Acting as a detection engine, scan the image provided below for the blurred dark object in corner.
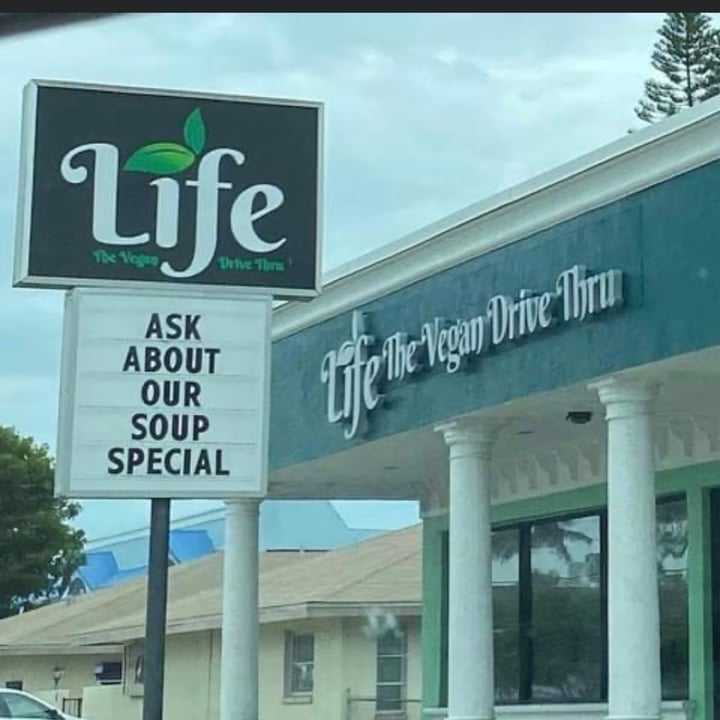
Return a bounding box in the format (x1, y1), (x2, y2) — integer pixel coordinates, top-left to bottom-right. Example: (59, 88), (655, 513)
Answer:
(0, 13), (126, 40)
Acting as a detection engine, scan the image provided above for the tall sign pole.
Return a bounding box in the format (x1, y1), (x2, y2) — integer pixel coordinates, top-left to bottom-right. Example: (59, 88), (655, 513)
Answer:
(144, 497), (171, 720)
(14, 79), (323, 720)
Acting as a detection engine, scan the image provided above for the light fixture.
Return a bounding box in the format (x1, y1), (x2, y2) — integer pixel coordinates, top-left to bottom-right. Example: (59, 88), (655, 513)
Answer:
(566, 411), (593, 425)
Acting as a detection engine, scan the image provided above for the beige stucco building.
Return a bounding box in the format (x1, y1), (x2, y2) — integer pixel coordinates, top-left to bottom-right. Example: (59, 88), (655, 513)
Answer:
(0, 525), (421, 720)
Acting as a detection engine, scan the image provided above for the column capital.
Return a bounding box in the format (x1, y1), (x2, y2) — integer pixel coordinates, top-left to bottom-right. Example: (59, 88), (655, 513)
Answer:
(589, 377), (658, 421)
(435, 417), (498, 459)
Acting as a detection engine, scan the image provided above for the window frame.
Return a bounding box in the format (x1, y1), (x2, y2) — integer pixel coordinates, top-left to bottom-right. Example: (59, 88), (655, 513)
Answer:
(525, 510), (606, 704)
(375, 627), (407, 714)
(656, 493), (690, 702)
(283, 631), (315, 699)
(95, 660), (122, 685)
(439, 492), (688, 706)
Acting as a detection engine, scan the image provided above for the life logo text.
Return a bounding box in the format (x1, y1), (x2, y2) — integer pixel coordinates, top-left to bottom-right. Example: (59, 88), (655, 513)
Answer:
(60, 108), (287, 279)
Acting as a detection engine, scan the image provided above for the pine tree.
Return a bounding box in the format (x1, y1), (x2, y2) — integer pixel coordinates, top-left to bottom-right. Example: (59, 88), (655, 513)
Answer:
(704, 28), (720, 101)
(635, 12), (718, 123)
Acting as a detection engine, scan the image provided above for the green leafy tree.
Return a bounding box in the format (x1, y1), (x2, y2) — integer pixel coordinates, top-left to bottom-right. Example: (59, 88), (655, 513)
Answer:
(635, 12), (719, 123)
(0, 426), (85, 618)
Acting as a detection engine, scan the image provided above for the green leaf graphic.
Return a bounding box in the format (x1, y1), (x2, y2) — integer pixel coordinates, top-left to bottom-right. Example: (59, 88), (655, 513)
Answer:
(124, 142), (196, 175)
(184, 108), (206, 155)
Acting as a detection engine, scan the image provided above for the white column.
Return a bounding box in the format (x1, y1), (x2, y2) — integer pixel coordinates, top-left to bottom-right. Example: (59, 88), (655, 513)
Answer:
(436, 419), (496, 720)
(220, 499), (260, 720)
(592, 378), (661, 720)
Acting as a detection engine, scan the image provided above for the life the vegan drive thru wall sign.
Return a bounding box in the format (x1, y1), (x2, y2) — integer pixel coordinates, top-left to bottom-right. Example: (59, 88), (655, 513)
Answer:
(14, 79), (323, 299)
(321, 265), (624, 440)
(56, 290), (272, 499)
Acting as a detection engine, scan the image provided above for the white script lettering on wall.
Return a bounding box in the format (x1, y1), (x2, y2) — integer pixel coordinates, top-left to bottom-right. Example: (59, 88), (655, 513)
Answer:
(320, 265), (623, 440)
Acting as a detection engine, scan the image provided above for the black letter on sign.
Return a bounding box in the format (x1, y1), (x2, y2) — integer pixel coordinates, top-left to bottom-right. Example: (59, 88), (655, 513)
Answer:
(107, 447), (124, 474)
(185, 315), (201, 340)
(131, 413), (147, 440)
(145, 313), (164, 339)
(122, 346), (140, 372)
(145, 347), (162, 372)
(165, 313), (184, 340)
(164, 449), (182, 475)
(194, 450), (212, 475)
(205, 348), (221, 374)
(147, 448), (164, 475)
(192, 415), (210, 441)
(216, 449), (230, 476)
(184, 382), (201, 407)
(127, 448), (145, 474)
(141, 380), (160, 406)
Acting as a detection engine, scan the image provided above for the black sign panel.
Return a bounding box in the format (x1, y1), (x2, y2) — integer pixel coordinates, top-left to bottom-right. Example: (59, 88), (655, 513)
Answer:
(14, 80), (322, 298)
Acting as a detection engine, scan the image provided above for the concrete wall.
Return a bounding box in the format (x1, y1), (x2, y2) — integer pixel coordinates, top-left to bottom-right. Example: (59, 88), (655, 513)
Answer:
(77, 615), (422, 720)
(343, 616), (422, 720)
(83, 632), (218, 720)
(259, 616), (421, 720)
(82, 684), (141, 720)
(163, 631), (218, 720)
(260, 619), (346, 720)
(0, 652), (121, 699)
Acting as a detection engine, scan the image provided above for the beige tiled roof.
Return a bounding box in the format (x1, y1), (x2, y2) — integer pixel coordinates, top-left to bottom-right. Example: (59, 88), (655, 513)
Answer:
(0, 524), (421, 649)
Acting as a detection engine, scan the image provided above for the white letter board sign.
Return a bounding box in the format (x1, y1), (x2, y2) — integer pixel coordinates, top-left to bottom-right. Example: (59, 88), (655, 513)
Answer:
(56, 289), (271, 499)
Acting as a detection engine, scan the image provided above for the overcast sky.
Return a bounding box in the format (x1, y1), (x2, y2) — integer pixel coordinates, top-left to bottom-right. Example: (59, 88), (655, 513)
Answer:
(0, 12), (702, 539)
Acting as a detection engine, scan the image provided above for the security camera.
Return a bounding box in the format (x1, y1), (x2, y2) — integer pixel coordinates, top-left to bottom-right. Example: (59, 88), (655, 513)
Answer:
(566, 411), (593, 425)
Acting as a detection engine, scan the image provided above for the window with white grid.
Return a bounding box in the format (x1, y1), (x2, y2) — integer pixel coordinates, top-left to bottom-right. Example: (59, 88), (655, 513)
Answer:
(284, 632), (314, 696)
(376, 628), (406, 712)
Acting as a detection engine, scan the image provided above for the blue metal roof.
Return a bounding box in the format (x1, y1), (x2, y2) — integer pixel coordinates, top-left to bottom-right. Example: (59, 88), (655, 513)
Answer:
(76, 550), (118, 589)
(169, 529), (215, 563)
(97, 536), (149, 571)
(74, 500), (384, 592)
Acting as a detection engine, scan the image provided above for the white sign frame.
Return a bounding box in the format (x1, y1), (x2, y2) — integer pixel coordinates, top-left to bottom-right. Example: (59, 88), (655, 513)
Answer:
(56, 287), (272, 499)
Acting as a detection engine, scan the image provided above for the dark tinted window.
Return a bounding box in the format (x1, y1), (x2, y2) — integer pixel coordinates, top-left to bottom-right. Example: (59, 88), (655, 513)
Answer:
(492, 528), (520, 702)
(530, 516), (602, 701)
(657, 497), (688, 700)
(443, 495), (689, 705)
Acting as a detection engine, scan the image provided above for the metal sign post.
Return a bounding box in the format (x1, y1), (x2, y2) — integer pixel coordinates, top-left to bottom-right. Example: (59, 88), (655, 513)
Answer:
(143, 498), (171, 720)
